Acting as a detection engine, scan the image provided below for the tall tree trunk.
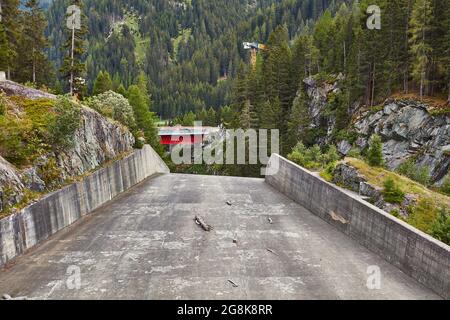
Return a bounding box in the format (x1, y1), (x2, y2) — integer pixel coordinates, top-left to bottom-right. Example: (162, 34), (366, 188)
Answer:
(70, 25), (75, 95)
(404, 0), (412, 93)
(371, 63), (376, 107)
(32, 47), (36, 83)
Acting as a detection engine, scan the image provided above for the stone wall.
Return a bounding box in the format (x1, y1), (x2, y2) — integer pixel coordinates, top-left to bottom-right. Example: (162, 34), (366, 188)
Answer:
(0, 145), (169, 267)
(266, 154), (450, 299)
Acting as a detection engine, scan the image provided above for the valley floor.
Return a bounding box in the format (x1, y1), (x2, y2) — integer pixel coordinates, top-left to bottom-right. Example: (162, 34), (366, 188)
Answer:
(0, 174), (439, 299)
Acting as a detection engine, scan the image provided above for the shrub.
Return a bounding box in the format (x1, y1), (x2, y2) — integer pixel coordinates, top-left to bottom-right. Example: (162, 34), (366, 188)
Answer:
(430, 208), (450, 245)
(390, 209), (401, 218)
(367, 134), (384, 167)
(0, 100), (5, 116)
(383, 177), (405, 204)
(288, 143), (341, 171)
(440, 177), (450, 196)
(347, 148), (361, 159)
(397, 159), (431, 186)
(37, 158), (63, 189)
(320, 161), (337, 182)
(49, 96), (81, 149)
(87, 91), (136, 129)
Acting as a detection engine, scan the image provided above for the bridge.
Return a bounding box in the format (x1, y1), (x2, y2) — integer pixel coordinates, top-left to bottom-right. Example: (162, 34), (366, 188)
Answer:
(0, 147), (448, 299)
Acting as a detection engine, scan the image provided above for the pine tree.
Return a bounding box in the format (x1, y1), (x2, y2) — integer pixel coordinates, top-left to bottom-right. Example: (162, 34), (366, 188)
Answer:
(288, 85), (312, 150)
(93, 71), (113, 95)
(15, 0), (50, 84)
(206, 107), (217, 126)
(60, 0), (88, 95)
(127, 84), (162, 154)
(367, 134), (384, 167)
(409, 0), (433, 99)
(0, 0), (20, 79)
(116, 84), (127, 98)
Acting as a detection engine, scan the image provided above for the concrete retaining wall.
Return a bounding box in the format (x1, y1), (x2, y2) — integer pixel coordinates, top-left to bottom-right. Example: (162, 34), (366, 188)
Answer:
(266, 154), (450, 299)
(0, 145), (169, 267)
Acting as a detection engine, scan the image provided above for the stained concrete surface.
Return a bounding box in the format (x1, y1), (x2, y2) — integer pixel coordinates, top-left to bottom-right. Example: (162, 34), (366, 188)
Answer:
(0, 174), (440, 300)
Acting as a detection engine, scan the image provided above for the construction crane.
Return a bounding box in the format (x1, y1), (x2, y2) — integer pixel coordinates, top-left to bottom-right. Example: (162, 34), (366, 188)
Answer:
(243, 42), (266, 69)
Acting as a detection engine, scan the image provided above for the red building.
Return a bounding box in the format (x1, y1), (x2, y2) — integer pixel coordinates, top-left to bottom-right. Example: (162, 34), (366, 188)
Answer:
(158, 126), (219, 152)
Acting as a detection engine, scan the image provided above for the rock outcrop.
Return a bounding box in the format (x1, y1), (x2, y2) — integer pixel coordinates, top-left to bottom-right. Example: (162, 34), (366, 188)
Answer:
(332, 162), (416, 217)
(0, 82), (135, 213)
(0, 80), (56, 100)
(55, 106), (135, 178)
(0, 156), (25, 212)
(302, 77), (449, 185)
(354, 100), (449, 184)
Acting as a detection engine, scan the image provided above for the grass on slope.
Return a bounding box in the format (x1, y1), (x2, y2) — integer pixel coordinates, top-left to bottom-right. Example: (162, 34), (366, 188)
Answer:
(346, 158), (450, 207)
(345, 157), (449, 238)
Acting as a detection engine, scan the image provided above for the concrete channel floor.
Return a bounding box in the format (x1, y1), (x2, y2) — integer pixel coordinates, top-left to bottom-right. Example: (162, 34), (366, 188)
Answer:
(0, 174), (440, 300)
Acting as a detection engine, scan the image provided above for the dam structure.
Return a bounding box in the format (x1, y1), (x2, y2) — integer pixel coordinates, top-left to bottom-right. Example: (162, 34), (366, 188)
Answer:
(0, 146), (448, 300)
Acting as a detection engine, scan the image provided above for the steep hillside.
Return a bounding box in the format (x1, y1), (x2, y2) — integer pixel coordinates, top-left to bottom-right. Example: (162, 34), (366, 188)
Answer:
(301, 76), (449, 186)
(45, 0), (349, 117)
(0, 81), (134, 216)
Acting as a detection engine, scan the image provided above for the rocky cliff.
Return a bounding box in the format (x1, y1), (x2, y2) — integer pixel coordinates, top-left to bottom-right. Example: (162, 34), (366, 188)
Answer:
(303, 77), (449, 185)
(0, 81), (135, 213)
(354, 100), (449, 185)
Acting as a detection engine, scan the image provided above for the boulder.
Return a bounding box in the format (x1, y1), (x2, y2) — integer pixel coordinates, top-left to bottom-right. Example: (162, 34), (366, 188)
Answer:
(337, 140), (352, 156)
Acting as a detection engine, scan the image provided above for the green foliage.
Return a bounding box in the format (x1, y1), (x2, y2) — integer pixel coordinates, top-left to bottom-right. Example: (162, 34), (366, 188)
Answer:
(347, 148), (362, 159)
(390, 209), (401, 219)
(0, 97), (56, 166)
(49, 96), (81, 149)
(440, 177), (450, 196)
(288, 143), (340, 171)
(87, 90), (136, 129)
(37, 158), (62, 189)
(397, 159), (431, 186)
(367, 134), (384, 167)
(320, 161), (337, 182)
(127, 83), (161, 153)
(383, 178), (405, 204)
(408, 198), (439, 233)
(430, 208), (450, 245)
(93, 71), (113, 95)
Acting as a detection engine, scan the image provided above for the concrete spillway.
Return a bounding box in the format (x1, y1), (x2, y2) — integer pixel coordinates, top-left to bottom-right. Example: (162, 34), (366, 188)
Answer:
(0, 174), (439, 300)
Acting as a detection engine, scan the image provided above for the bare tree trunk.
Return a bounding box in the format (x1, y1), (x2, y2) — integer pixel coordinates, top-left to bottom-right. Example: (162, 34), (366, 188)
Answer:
(70, 25), (75, 95)
(343, 41), (346, 70)
(371, 63), (376, 107)
(32, 48), (36, 83)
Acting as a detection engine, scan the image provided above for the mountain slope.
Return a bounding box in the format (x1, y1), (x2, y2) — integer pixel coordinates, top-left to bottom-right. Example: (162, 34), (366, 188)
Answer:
(46, 0), (348, 118)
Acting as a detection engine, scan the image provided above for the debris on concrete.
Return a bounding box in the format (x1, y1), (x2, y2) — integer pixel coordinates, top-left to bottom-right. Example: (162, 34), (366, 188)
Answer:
(267, 248), (278, 256)
(228, 280), (239, 288)
(226, 201), (232, 206)
(194, 215), (213, 232)
(268, 217), (273, 224)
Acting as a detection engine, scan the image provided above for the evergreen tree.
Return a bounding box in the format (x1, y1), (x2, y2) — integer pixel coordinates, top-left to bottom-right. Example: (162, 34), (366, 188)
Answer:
(409, 0), (433, 99)
(127, 84), (162, 154)
(116, 84), (127, 97)
(60, 0), (88, 95)
(367, 134), (384, 167)
(93, 70), (113, 95)
(0, 0), (20, 78)
(15, 0), (51, 85)
(288, 85), (312, 150)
